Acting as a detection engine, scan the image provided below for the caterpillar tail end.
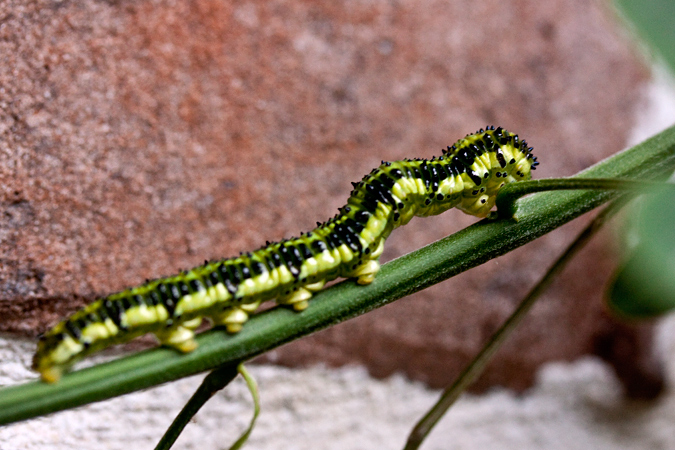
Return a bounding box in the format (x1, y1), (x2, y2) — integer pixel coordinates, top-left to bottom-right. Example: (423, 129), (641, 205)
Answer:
(32, 332), (83, 384)
(32, 347), (71, 383)
(32, 349), (65, 383)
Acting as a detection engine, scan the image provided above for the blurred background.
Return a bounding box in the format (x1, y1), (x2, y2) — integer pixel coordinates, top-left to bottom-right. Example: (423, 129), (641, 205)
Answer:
(1, 0), (674, 448)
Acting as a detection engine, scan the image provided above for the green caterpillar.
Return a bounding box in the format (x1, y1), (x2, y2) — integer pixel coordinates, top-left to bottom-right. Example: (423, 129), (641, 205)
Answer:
(33, 126), (538, 382)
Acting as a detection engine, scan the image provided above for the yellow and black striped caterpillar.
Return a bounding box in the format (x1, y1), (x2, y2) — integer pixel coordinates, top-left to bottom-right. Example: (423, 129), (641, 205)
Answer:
(33, 126), (538, 382)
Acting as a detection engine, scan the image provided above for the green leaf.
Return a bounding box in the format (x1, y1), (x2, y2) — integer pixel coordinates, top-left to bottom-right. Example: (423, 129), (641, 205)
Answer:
(613, 0), (675, 74)
(608, 186), (675, 317)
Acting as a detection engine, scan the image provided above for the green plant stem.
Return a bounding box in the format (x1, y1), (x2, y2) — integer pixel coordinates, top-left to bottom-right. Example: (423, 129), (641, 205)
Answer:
(496, 178), (669, 219)
(154, 363), (259, 450)
(154, 364), (239, 450)
(403, 197), (629, 450)
(0, 124), (674, 425)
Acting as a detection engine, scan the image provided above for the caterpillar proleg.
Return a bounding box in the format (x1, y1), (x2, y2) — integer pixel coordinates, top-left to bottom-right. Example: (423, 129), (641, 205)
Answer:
(33, 126), (538, 382)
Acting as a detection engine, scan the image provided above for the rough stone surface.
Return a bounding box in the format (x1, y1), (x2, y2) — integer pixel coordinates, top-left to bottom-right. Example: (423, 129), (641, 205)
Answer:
(0, 0), (660, 392)
(2, 312), (675, 449)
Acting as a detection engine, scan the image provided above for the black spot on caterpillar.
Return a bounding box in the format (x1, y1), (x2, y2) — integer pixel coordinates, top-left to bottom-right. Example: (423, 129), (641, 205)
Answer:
(33, 126), (538, 382)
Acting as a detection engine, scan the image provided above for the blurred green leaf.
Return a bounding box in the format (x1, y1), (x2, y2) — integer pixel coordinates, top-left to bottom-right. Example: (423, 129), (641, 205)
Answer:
(613, 0), (675, 74)
(608, 186), (675, 317)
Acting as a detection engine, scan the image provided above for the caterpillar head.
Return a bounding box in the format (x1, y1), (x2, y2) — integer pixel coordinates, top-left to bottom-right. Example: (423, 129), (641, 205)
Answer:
(511, 157), (535, 182)
(457, 148), (537, 218)
(458, 191), (495, 218)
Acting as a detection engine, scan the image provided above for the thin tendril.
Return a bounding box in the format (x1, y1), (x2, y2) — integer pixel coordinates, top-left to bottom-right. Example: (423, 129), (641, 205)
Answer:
(154, 364), (239, 450)
(403, 196), (630, 450)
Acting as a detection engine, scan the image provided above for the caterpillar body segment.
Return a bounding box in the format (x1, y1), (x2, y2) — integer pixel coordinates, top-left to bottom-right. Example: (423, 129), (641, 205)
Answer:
(33, 126), (538, 382)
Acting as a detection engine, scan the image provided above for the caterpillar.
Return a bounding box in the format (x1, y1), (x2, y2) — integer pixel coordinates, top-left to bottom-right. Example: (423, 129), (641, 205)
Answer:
(32, 126), (538, 383)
